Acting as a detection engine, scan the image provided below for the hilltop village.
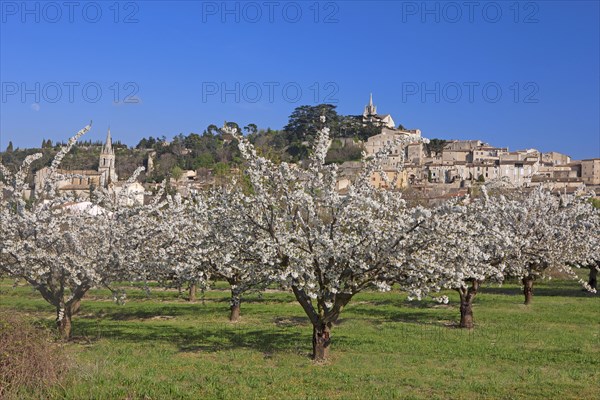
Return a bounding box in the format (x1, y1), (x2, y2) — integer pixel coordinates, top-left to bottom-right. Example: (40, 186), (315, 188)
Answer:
(4, 96), (599, 204)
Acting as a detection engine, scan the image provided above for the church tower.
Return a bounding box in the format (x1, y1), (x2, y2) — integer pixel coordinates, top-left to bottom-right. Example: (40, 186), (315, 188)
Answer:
(99, 128), (118, 186)
(363, 93), (377, 117)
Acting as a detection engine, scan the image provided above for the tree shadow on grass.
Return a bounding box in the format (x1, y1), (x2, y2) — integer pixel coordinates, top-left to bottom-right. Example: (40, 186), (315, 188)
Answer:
(273, 316), (309, 328)
(101, 303), (219, 321)
(345, 304), (456, 327)
(96, 299), (301, 322)
(197, 295), (295, 306)
(534, 286), (597, 297)
(352, 294), (459, 309)
(483, 285), (595, 298)
(72, 317), (310, 356)
(242, 295), (297, 305)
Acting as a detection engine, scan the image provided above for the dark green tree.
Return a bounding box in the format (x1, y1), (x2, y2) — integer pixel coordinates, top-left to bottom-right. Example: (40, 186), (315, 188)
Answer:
(283, 104), (340, 142)
(206, 124), (219, 136)
(426, 139), (448, 156)
(220, 122), (242, 137)
(338, 115), (382, 141)
(244, 123), (258, 135)
(193, 153), (215, 169)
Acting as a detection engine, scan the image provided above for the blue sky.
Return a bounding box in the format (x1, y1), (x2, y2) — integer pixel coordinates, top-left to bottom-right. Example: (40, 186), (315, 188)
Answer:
(1, 0), (599, 159)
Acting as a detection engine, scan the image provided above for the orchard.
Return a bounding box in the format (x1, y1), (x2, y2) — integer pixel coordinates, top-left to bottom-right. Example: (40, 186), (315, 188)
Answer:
(0, 123), (598, 398)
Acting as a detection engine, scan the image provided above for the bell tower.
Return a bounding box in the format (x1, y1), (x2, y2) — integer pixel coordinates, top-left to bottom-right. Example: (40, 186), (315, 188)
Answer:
(363, 93), (377, 117)
(99, 128), (118, 186)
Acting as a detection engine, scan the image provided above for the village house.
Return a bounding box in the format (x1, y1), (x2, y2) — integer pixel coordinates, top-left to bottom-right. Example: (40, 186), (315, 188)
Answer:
(581, 159), (600, 185)
(369, 169), (408, 190)
(542, 152), (571, 165)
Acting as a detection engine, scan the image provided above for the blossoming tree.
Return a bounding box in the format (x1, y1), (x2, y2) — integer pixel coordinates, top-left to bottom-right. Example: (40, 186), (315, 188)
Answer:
(471, 187), (595, 305)
(106, 178), (215, 306)
(0, 124), (145, 338)
(229, 121), (437, 360)
(562, 192), (600, 292)
(200, 185), (275, 321)
(412, 192), (510, 328)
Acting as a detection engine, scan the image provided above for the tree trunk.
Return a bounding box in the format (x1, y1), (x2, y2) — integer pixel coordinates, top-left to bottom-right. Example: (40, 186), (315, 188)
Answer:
(229, 291), (241, 322)
(459, 298), (474, 329)
(588, 264), (598, 291)
(56, 306), (72, 340)
(522, 276), (534, 305)
(457, 280), (479, 329)
(312, 322), (331, 361)
(188, 283), (197, 302)
(291, 285), (352, 361)
(230, 303), (241, 322)
(56, 298), (81, 340)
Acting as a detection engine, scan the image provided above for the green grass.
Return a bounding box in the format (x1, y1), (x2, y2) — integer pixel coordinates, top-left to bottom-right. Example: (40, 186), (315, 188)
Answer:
(0, 278), (598, 399)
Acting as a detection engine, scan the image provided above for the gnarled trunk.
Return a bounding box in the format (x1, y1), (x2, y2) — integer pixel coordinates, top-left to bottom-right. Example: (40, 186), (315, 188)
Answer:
(457, 280), (480, 329)
(56, 299), (79, 340)
(588, 264), (598, 291)
(522, 276), (534, 305)
(26, 276), (88, 341)
(188, 282), (197, 302)
(312, 322), (332, 361)
(230, 292), (241, 322)
(57, 308), (72, 339)
(459, 298), (474, 328)
(227, 277), (243, 322)
(291, 285), (353, 361)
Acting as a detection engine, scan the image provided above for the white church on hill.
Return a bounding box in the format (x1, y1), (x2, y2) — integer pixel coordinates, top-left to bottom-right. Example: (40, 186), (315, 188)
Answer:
(362, 93), (396, 129)
(361, 94), (422, 165)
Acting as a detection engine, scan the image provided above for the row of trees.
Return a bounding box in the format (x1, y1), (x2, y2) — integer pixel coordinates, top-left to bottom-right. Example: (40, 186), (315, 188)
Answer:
(1, 122), (598, 361)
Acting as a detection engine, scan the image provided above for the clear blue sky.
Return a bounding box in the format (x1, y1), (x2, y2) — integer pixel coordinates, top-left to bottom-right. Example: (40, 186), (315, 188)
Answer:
(1, 1), (599, 159)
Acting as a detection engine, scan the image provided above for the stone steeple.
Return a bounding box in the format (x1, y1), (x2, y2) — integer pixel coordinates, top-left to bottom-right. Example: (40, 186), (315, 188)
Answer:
(98, 128), (118, 185)
(104, 128), (113, 153)
(363, 93), (377, 117)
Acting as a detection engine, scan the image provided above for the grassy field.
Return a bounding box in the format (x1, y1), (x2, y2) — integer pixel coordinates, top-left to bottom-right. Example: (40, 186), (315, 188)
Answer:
(0, 278), (598, 400)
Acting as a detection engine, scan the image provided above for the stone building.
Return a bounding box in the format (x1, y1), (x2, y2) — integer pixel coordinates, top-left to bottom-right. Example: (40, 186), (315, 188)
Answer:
(364, 130), (423, 167)
(541, 152), (571, 166)
(34, 129), (143, 203)
(362, 94), (395, 129)
(580, 159), (600, 185)
(98, 128), (118, 186)
(370, 169), (408, 189)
